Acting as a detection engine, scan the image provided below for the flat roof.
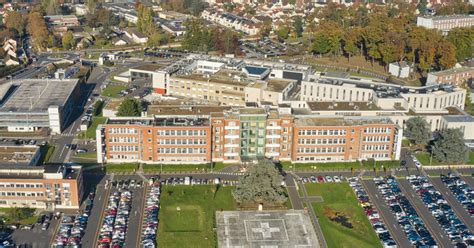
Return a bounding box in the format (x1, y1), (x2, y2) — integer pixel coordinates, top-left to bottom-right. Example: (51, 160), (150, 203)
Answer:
(295, 117), (393, 127)
(266, 79), (293, 92)
(308, 101), (381, 111)
(107, 117), (210, 127)
(131, 64), (164, 72)
(147, 105), (231, 116)
(0, 163), (81, 180)
(0, 145), (39, 165)
(173, 69), (251, 87)
(0, 79), (79, 113)
(442, 115), (474, 123)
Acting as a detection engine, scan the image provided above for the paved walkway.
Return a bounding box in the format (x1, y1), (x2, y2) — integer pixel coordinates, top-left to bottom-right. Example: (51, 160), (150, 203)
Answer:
(285, 173), (327, 248)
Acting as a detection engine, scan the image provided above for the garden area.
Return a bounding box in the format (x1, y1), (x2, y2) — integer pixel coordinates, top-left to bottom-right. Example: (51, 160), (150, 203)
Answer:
(158, 185), (236, 248)
(0, 207), (37, 225)
(415, 152), (474, 166)
(142, 162), (234, 173)
(38, 144), (56, 165)
(281, 160), (400, 171)
(305, 183), (382, 248)
(91, 163), (139, 174)
(101, 84), (128, 98)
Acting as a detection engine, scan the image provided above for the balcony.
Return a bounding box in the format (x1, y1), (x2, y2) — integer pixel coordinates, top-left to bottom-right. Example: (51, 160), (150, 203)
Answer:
(224, 134), (239, 139)
(224, 143), (239, 148)
(266, 126), (281, 130)
(265, 143), (280, 148)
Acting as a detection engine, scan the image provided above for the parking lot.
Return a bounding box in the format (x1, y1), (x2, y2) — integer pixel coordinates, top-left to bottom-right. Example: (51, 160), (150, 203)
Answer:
(9, 216), (59, 248)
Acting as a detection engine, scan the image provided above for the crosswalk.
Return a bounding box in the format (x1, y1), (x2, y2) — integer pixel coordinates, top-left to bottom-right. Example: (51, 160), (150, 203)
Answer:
(59, 133), (76, 137)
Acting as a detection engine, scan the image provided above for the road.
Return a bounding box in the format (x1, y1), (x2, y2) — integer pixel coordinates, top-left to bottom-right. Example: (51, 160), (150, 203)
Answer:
(49, 66), (112, 164)
(10, 217), (60, 248)
(428, 177), (474, 232)
(81, 174), (110, 248)
(121, 175), (147, 248)
(397, 179), (453, 248)
(361, 179), (413, 248)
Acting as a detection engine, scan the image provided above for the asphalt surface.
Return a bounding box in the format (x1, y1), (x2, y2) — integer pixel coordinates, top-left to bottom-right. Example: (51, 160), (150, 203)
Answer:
(81, 174), (110, 248)
(397, 178), (453, 248)
(361, 179), (413, 248)
(10, 216), (59, 248)
(461, 175), (474, 189)
(428, 177), (474, 232)
(120, 175), (147, 248)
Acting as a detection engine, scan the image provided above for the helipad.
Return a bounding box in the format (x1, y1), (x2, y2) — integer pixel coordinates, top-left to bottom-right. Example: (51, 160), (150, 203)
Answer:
(216, 210), (320, 248)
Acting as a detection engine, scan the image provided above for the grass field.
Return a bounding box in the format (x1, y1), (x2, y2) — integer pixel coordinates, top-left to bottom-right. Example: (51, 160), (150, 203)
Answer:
(38, 144), (55, 165)
(158, 185), (236, 248)
(305, 183), (382, 248)
(101, 85), (127, 98)
(103, 163), (139, 173)
(143, 162), (234, 173)
(86, 117), (106, 139)
(281, 160), (400, 171)
(73, 152), (97, 159)
(415, 152), (474, 166)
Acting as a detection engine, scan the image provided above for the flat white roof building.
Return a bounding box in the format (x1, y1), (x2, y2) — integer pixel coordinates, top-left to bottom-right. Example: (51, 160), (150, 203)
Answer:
(0, 79), (80, 134)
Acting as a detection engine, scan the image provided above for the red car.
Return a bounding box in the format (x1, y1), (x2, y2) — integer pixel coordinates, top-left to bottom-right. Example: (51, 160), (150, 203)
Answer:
(317, 176), (324, 183)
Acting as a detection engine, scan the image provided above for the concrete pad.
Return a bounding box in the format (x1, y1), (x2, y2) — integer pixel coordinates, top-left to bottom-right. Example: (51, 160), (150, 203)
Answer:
(216, 210), (320, 248)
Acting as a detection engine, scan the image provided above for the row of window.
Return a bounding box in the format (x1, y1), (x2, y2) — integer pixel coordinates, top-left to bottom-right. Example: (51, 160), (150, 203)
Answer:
(362, 144), (390, 151)
(298, 129), (347, 136)
(364, 128), (392, 134)
(157, 139), (207, 145)
(109, 137), (138, 143)
(110, 154), (138, 160)
(108, 128), (138, 134)
(156, 130), (207, 136)
(0, 183), (43, 188)
(297, 138), (346, 145)
(0, 191), (45, 197)
(157, 148), (207, 154)
(363, 136), (391, 142)
(109, 146), (139, 152)
(297, 147), (345, 154)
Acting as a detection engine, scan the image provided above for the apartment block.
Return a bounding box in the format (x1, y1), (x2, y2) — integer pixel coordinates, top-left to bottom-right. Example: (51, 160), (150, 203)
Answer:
(97, 107), (401, 164)
(0, 145), (83, 210)
(417, 15), (474, 32)
(97, 118), (212, 164)
(292, 118), (401, 163)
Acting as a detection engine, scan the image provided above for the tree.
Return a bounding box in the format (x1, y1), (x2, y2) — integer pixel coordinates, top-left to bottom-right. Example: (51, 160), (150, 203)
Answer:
(61, 31), (75, 50)
(432, 128), (469, 164)
(447, 27), (474, 61)
(147, 32), (166, 48)
(137, 4), (156, 36)
(86, 0), (98, 15)
(27, 12), (50, 51)
(342, 29), (359, 61)
(232, 160), (287, 205)
(436, 41), (457, 70)
(43, 0), (60, 15)
(117, 98), (143, 117)
(404, 117), (432, 145)
(311, 33), (331, 55)
(292, 16), (303, 38)
(4, 11), (26, 36)
(276, 26), (289, 41)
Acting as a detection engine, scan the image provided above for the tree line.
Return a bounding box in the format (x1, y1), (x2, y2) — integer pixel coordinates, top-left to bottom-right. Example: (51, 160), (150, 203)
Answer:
(307, 4), (472, 73)
(182, 19), (240, 54)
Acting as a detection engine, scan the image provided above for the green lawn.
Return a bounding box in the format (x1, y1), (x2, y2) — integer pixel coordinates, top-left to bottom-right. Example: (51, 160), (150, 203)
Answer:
(73, 152), (97, 159)
(86, 117), (106, 139)
(281, 160), (400, 171)
(415, 152), (474, 166)
(102, 163), (139, 173)
(143, 162), (235, 173)
(38, 144), (55, 165)
(101, 85), (127, 98)
(158, 185), (236, 248)
(305, 183), (382, 248)
(0, 208), (38, 225)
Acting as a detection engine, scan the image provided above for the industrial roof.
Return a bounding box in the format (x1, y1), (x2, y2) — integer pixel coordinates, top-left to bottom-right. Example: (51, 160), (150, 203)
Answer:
(0, 79), (79, 113)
